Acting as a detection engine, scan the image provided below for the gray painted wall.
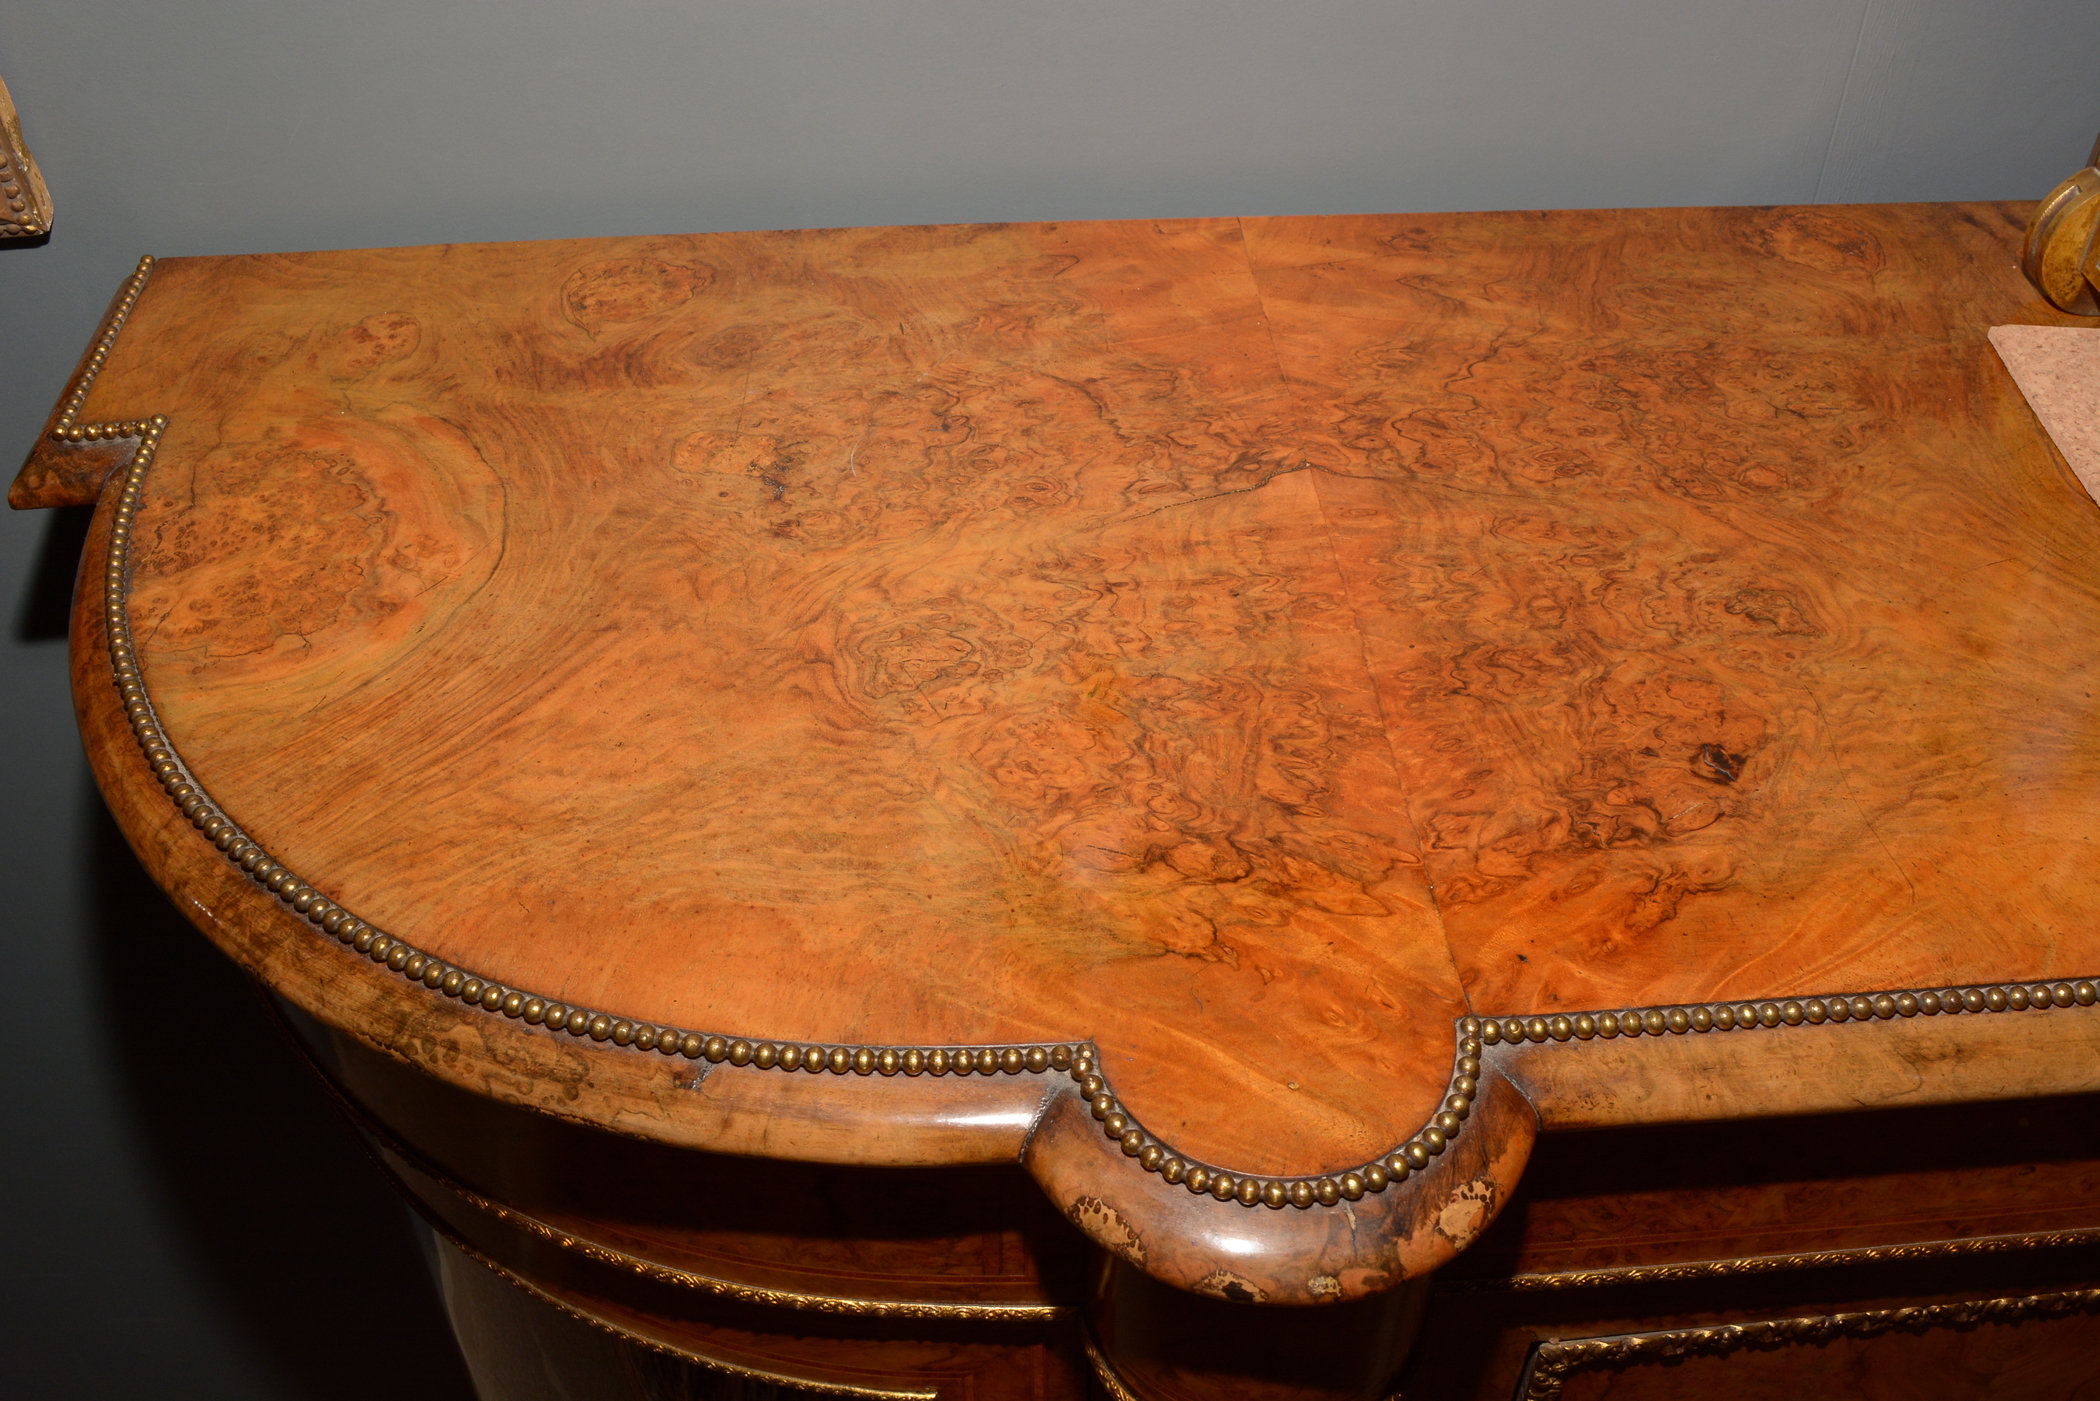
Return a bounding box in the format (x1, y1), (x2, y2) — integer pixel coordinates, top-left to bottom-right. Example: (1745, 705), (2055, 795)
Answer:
(2, 4), (2093, 1395)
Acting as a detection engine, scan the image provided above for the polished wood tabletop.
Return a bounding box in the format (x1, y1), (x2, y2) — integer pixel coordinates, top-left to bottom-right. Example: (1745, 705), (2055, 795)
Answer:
(15, 202), (2100, 1314)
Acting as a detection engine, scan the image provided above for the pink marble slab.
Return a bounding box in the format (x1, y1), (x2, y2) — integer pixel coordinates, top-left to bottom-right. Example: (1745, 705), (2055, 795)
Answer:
(1991, 324), (2100, 503)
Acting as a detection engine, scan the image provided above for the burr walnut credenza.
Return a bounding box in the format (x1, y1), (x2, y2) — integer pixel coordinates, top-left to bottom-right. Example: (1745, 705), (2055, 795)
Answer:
(14, 203), (2100, 1399)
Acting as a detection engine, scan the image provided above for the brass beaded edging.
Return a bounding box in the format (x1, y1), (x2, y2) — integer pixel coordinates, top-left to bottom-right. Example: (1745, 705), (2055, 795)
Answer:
(1060, 1036), (1481, 1212)
(92, 401), (2100, 1213)
(1519, 1286), (2100, 1400)
(1472, 984), (2100, 1048)
(96, 393), (1083, 1080)
(434, 1225), (937, 1401)
(52, 255), (154, 439)
(1055, 973), (2100, 1214)
(84, 261), (1483, 1217)
(1443, 1226), (2100, 1293)
(80, 252), (2100, 1222)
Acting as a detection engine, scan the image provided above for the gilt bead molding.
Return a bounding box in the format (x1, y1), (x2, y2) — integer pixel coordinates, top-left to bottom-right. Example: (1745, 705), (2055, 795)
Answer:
(79, 252), (2100, 1219)
(435, 1226), (938, 1401)
(1444, 1226), (2100, 1293)
(1079, 1329), (1145, 1401)
(294, 1028), (1072, 1324)
(1475, 984), (2100, 1046)
(413, 1153), (1070, 1324)
(1520, 1287), (2100, 1400)
(50, 255), (152, 439)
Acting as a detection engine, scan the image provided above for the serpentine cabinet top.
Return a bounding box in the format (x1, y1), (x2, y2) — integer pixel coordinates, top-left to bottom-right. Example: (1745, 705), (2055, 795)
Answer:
(15, 203), (2100, 1304)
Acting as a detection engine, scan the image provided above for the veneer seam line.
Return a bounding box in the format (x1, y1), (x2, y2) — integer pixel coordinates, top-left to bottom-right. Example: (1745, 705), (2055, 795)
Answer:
(1235, 217), (1469, 986)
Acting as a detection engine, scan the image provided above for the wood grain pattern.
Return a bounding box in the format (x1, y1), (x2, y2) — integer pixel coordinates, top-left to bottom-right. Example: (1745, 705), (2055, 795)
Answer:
(85, 225), (1463, 1179)
(1242, 204), (2100, 1017)
(22, 202), (2100, 1316)
(71, 523), (1495, 1306)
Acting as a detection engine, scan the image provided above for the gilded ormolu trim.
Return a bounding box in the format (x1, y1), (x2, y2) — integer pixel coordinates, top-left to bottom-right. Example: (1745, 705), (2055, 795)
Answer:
(1443, 1226), (2100, 1293)
(292, 1026), (1072, 1323)
(78, 256), (2100, 1220)
(1519, 1286), (2100, 1401)
(429, 1159), (1070, 1323)
(0, 70), (53, 239)
(433, 1225), (937, 1401)
(1079, 1328), (1143, 1401)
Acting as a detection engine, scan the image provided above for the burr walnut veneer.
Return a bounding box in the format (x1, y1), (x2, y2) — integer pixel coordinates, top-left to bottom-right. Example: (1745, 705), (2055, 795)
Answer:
(16, 202), (2100, 1397)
